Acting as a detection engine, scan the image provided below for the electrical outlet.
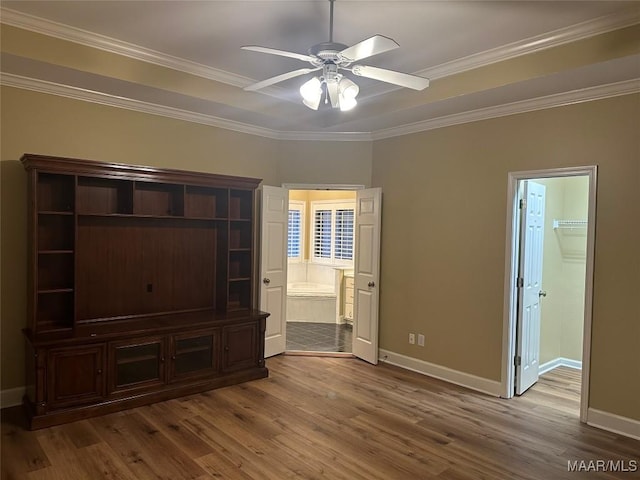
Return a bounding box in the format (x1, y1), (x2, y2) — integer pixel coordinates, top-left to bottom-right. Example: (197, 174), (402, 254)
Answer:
(418, 334), (425, 347)
(408, 333), (415, 344)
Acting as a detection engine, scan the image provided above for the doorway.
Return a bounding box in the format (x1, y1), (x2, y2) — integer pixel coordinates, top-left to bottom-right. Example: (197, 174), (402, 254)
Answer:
(285, 189), (357, 354)
(261, 184), (382, 364)
(501, 167), (597, 423)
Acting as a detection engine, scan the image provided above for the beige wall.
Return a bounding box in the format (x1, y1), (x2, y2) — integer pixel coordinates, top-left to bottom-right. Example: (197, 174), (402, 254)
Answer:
(372, 95), (639, 420)
(2, 85), (638, 423)
(277, 140), (372, 188)
(0, 86), (371, 391)
(537, 177), (587, 365)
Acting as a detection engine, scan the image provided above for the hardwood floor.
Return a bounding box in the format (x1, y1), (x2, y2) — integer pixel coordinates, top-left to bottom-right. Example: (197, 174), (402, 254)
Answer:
(2, 357), (638, 479)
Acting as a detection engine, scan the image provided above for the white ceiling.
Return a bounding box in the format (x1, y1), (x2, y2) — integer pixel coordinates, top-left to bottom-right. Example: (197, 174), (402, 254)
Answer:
(1, 1), (639, 140)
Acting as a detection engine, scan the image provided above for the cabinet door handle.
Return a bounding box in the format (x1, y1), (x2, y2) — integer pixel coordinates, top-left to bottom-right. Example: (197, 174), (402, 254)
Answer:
(160, 357), (165, 363)
(224, 346), (230, 351)
(368, 281), (375, 288)
(171, 355), (176, 360)
(96, 369), (102, 375)
(263, 278), (270, 285)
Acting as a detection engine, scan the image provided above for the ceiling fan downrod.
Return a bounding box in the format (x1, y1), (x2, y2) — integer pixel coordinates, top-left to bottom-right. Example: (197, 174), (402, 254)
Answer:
(329, 0), (334, 43)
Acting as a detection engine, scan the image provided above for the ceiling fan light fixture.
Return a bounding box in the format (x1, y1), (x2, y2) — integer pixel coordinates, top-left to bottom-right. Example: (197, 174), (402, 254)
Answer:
(242, 0), (430, 111)
(338, 77), (359, 100)
(338, 93), (357, 112)
(300, 77), (323, 110)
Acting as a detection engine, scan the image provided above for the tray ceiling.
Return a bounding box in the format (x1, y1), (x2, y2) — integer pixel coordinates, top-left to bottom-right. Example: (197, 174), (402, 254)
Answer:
(1, 1), (639, 140)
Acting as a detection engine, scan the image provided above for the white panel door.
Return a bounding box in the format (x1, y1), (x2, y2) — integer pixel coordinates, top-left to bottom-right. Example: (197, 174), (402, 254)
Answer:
(260, 185), (288, 358)
(352, 188), (382, 364)
(515, 181), (546, 395)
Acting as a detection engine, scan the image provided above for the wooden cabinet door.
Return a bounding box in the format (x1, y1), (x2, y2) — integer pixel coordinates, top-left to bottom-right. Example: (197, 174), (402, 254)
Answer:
(47, 345), (106, 409)
(109, 337), (165, 394)
(222, 322), (258, 373)
(169, 329), (219, 382)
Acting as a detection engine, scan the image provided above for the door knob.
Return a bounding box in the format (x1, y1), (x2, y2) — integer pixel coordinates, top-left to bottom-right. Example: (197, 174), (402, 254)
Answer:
(263, 278), (270, 284)
(539, 290), (547, 297)
(368, 281), (375, 288)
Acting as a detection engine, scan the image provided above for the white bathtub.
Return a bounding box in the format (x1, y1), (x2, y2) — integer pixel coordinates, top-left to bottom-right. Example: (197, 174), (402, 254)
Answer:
(287, 282), (336, 297)
(287, 282), (339, 324)
(286, 263), (344, 324)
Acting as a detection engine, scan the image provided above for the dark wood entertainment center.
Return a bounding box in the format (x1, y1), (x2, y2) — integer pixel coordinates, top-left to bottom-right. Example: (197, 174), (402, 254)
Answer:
(21, 154), (269, 429)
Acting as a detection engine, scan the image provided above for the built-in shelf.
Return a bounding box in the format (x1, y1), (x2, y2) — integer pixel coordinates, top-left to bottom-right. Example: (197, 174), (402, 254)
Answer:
(22, 153), (268, 430)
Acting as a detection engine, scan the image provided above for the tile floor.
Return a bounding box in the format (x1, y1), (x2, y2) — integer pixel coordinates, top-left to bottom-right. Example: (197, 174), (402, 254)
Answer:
(286, 322), (353, 353)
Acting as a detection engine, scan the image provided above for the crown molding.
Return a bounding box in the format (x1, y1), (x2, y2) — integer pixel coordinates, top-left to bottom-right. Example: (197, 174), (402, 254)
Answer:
(0, 72), (371, 141)
(0, 7), (253, 87)
(3, 73), (637, 142)
(278, 130), (372, 142)
(371, 79), (640, 140)
(418, 8), (640, 81)
(0, 73), (284, 139)
(2, 6), (638, 90)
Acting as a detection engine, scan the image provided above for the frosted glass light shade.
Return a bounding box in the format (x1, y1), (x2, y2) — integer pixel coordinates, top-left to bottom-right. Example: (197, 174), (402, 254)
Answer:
(339, 94), (357, 111)
(300, 77), (322, 110)
(339, 78), (359, 99)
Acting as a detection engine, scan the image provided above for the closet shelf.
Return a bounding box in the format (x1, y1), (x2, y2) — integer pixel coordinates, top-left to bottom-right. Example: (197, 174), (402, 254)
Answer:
(553, 220), (587, 230)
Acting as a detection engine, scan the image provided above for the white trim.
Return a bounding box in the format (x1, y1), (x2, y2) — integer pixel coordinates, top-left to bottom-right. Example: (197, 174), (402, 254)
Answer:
(538, 357), (582, 375)
(2, 73), (637, 142)
(282, 184), (365, 191)
(415, 8), (640, 81)
(278, 131), (373, 142)
(501, 166), (597, 426)
(379, 349), (503, 397)
(310, 200), (356, 267)
(587, 408), (640, 441)
(371, 79), (640, 140)
(1, 386), (25, 408)
(0, 73), (283, 140)
(3, 6), (637, 89)
(0, 7), (252, 88)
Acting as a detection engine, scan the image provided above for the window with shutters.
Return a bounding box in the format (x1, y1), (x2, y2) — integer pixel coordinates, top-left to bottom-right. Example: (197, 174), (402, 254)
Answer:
(287, 201), (304, 262)
(335, 209), (354, 260)
(311, 201), (355, 266)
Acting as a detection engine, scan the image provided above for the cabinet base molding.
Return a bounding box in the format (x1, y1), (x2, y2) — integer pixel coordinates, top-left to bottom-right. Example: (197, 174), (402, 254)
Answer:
(24, 367), (268, 430)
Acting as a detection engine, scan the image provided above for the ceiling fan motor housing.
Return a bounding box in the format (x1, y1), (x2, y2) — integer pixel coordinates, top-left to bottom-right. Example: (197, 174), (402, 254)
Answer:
(309, 42), (349, 63)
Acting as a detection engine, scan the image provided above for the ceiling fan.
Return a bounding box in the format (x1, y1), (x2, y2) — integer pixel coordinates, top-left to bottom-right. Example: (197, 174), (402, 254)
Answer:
(241, 0), (430, 111)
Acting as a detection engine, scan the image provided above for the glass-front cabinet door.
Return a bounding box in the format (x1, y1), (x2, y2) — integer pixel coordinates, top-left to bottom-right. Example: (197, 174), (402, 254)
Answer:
(169, 329), (219, 382)
(109, 337), (165, 394)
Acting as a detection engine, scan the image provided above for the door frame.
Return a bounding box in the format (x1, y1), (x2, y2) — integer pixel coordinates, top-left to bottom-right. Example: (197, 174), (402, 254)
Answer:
(279, 183), (366, 355)
(501, 166), (597, 423)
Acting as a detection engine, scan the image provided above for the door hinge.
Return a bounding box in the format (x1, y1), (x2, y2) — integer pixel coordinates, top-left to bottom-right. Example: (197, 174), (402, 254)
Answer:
(514, 355), (521, 366)
(517, 277), (524, 288)
(519, 198), (526, 209)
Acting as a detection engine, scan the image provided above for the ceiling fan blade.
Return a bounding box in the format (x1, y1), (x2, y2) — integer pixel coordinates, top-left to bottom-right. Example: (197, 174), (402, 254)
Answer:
(338, 35), (399, 63)
(352, 65), (430, 91)
(327, 81), (339, 108)
(244, 67), (321, 91)
(241, 45), (316, 63)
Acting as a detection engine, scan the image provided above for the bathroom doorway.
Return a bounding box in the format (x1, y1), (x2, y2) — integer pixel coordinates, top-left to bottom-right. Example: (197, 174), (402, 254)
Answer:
(261, 183), (382, 363)
(285, 189), (357, 354)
